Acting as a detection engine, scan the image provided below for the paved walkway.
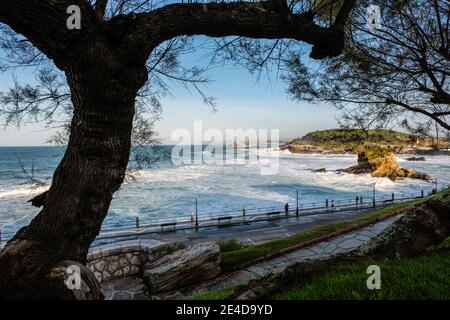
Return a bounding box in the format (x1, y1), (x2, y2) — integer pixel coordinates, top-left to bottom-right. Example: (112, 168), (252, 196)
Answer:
(94, 206), (380, 249)
(151, 215), (402, 299)
(102, 214), (402, 300)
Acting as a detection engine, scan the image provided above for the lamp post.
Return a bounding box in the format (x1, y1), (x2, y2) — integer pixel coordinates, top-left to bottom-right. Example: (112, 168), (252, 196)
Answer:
(372, 183), (376, 207)
(195, 197), (199, 231)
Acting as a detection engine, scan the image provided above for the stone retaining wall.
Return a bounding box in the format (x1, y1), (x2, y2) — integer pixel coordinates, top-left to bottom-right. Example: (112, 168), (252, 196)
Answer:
(87, 239), (165, 283)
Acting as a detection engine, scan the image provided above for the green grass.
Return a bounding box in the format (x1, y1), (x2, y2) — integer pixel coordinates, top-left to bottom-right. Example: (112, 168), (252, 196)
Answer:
(220, 190), (448, 272)
(273, 248), (450, 300)
(218, 239), (247, 252)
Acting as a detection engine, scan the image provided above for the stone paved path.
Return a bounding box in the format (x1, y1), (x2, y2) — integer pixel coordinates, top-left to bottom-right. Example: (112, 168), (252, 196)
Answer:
(149, 214), (402, 299)
(102, 277), (149, 300)
(94, 206), (380, 249)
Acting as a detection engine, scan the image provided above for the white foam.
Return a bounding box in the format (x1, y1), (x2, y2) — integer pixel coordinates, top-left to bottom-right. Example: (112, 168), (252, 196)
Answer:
(0, 184), (49, 199)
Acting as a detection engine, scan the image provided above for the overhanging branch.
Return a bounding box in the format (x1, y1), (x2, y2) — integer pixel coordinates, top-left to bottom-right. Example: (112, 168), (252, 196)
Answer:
(0, 0), (104, 70)
(121, 1), (357, 62)
(386, 99), (450, 131)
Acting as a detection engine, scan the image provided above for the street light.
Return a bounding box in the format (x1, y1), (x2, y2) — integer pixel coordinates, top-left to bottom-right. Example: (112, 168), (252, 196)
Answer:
(195, 197), (199, 230)
(372, 183), (376, 207)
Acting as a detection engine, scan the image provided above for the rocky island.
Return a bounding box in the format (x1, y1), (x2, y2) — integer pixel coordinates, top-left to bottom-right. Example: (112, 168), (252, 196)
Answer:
(281, 128), (449, 155)
(343, 145), (432, 181)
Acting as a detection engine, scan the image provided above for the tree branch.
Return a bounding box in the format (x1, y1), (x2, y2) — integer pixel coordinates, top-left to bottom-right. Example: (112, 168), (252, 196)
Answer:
(122, 1), (356, 62)
(0, 0), (103, 70)
(28, 191), (49, 208)
(94, 0), (109, 20)
(386, 99), (450, 131)
(333, 0), (357, 31)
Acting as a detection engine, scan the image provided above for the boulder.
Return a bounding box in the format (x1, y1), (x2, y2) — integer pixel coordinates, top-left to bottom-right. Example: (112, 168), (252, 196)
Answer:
(344, 145), (432, 181)
(406, 156), (426, 161)
(142, 242), (221, 293)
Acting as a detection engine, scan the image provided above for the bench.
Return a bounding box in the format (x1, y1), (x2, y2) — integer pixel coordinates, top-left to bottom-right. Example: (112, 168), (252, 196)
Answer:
(267, 211), (281, 218)
(217, 216), (233, 227)
(160, 222), (177, 232)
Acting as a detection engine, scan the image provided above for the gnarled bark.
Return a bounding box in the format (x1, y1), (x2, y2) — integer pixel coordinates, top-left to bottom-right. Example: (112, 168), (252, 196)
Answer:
(0, 53), (148, 299)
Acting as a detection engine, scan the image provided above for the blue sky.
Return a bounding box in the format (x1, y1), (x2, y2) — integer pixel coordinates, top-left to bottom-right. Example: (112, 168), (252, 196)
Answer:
(0, 39), (339, 146)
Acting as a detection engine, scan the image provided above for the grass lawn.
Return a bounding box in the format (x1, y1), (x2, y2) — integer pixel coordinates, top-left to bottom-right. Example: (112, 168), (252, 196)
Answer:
(220, 189), (448, 272)
(273, 247), (450, 300)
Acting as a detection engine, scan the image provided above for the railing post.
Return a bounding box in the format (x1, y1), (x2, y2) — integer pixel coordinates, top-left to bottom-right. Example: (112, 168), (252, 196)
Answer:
(195, 198), (199, 231)
(135, 216), (140, 229)
(433, 178), (438, 193)
(373, 184), (376, 207)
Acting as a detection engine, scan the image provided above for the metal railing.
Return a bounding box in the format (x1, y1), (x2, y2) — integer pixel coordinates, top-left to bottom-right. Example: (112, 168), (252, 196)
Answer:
(0, 187), (444, 247)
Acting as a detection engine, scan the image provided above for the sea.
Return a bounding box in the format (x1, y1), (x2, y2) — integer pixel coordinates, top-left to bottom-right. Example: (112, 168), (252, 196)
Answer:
(1, 145), (449, 239)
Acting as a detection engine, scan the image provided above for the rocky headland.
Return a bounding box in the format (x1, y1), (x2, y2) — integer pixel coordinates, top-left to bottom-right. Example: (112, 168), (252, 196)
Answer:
(343, 145), (432, 181)
(281, 128), (450, 155)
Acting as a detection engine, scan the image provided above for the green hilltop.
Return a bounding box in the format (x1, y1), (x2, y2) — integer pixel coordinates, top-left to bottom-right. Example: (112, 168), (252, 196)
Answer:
(283, 129), (428, 154)
(300, 129), (411, 144)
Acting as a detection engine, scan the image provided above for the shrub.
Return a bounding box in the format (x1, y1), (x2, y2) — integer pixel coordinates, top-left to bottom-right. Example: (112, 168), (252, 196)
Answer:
(218, 239), (246, 252)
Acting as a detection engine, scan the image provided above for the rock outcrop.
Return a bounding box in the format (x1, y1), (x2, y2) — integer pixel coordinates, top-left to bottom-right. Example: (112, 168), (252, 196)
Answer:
(357, 191), (450, 257)
(344, 145), (432, 181)
(406, 156), (426, 161)
(143, 242), (221, 294)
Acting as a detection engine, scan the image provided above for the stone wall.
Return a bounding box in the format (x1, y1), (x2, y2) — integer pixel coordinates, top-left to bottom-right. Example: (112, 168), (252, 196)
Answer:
(87, 239), (165, 283)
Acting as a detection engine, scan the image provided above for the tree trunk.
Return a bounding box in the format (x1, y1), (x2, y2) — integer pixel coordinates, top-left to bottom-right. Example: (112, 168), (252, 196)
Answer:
(0, 56), (148, 299)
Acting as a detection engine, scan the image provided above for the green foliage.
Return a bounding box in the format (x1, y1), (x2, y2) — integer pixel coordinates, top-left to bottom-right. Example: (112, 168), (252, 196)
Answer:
(159, 242), (186, 255)
(218, 239), (247, 253)
(273, 250), (450, 300)
(357, 144), (391, 159)
(300, 129), (411, 145)
(427, 237), (450, 252)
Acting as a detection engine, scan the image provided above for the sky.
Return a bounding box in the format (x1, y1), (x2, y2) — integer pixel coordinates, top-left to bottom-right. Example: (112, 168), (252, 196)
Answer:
(0, 38), (339, 146)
